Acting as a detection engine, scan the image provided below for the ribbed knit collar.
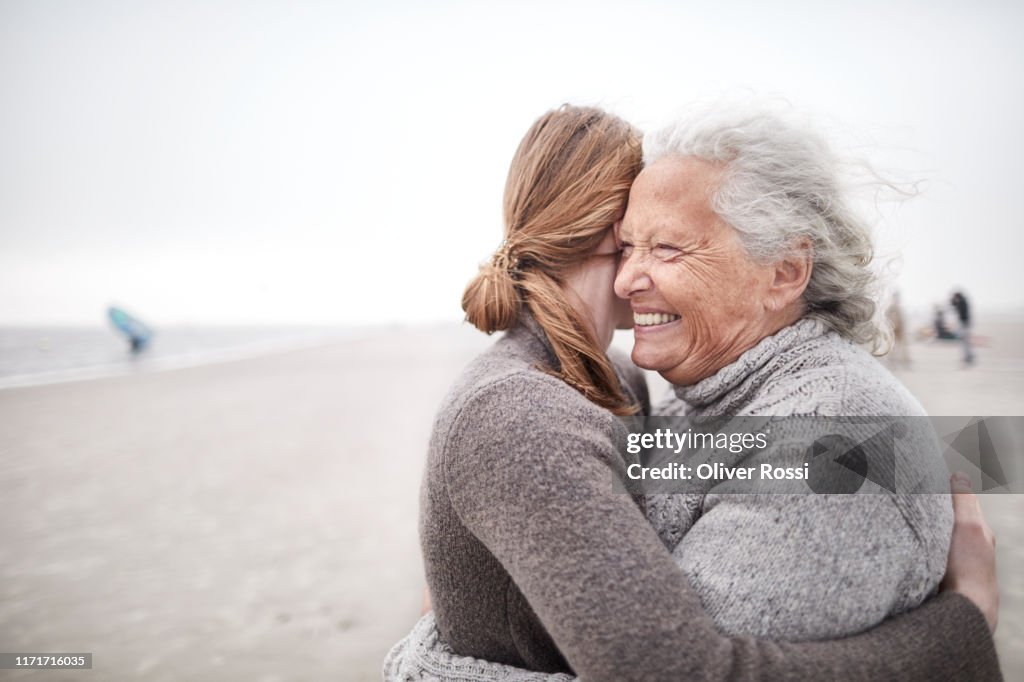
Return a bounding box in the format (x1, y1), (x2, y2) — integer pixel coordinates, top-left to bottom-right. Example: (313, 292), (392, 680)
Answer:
(673, 317), (828, 410)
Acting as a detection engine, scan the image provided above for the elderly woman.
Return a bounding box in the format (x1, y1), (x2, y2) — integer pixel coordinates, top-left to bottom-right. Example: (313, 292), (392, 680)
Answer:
(385, 106), (1001, 680)
(619, 109), (955, 640)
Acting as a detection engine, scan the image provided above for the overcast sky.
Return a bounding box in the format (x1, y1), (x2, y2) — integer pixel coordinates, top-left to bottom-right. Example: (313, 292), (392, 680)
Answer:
(2, 0), (1022, 325)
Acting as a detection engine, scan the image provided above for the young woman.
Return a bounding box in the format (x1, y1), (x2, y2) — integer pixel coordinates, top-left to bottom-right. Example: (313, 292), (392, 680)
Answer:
(385, 105), (1000, 680)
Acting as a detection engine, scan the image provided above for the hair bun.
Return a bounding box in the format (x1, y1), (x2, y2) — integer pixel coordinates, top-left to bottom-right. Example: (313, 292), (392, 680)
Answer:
(461, 259), (521, 333)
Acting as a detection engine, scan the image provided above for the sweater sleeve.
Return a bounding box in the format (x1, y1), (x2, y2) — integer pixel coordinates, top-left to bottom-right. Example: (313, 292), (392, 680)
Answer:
(439, 374), (1002, 681)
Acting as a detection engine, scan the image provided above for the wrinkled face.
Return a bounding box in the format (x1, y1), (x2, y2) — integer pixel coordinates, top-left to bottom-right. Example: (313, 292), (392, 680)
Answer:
(614, 156), (781, 386)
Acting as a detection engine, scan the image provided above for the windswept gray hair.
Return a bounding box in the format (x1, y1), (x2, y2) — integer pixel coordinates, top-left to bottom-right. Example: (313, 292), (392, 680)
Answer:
(644, 106), (887, 351)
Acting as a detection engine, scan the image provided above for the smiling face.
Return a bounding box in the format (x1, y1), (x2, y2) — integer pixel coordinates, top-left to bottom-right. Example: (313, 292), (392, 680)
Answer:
(614, 156), (797, 386)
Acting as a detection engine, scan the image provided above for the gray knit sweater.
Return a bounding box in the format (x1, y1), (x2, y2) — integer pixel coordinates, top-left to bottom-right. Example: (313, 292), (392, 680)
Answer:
(645, 317), (953, 641)
(385, 315), (1001, 681)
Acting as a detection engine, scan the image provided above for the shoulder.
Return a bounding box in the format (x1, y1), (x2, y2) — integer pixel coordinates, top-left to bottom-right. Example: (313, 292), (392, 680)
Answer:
(435, 335), (560, 424)
(433, 358), (633, 516)
(434, 344), (625, 471)
(446, 350), (616, 434)
(827, 337), (926, 416)
(749, 328), (926, 417)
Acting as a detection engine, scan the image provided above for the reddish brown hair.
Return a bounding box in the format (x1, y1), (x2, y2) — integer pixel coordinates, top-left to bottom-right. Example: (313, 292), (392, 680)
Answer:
(462, 105), (642, 415)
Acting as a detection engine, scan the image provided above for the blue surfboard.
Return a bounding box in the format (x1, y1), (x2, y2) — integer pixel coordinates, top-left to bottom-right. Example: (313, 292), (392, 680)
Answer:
(107, 306), (153, 353)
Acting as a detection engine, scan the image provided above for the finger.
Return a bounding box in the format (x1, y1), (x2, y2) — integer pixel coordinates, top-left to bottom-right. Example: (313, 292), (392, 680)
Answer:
(950, 472), (983, 523)
(951, 471), (972, 493)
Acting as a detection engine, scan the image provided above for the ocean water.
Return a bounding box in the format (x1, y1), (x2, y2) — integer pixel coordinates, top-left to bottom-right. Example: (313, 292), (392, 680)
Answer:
(0, 325), (349, 389)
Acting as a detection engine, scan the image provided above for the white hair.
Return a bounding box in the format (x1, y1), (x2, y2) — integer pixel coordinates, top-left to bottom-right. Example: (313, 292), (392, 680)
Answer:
(644, 105), (890, 350)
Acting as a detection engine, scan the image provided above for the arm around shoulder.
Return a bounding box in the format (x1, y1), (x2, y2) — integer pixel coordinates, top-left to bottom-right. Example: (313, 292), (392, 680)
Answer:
(439, 375), (1001, 680)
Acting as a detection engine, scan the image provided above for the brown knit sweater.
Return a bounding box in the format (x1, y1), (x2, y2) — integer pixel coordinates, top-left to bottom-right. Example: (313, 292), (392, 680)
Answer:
(407, 314), (1002, 681)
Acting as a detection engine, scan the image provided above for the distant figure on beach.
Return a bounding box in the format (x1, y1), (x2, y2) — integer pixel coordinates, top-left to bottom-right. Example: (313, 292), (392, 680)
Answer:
(933, 304), (956, 340)
(885, 291), (911, 368)
(951, 291), (975, 365)
(107, 306), (153, 354)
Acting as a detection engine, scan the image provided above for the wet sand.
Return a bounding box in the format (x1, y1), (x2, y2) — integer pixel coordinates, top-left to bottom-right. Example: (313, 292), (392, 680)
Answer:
(0, 318), (1020, 680)
(0, 325), (491, 681)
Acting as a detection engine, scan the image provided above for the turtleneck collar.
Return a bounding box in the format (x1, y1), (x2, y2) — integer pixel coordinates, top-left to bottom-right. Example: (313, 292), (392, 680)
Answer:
(672, 317), (829, 411)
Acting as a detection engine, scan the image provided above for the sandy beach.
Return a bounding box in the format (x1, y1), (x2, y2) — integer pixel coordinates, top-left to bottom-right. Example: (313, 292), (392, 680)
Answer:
(1, 318), (1021, 681)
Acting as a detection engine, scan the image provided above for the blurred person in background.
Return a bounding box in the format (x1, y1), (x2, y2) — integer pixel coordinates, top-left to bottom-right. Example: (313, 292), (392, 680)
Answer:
(952, 290), (976, 366)
(933, 303), (957, 340)
(887, 291), (911, 368)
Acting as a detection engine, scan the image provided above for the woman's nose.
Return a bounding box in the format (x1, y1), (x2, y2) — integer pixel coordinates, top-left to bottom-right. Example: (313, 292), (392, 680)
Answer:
(614, 252), (652, 298)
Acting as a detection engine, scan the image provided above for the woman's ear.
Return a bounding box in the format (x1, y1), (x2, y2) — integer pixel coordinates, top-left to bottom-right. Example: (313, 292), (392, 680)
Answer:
(765, 239), (813, 312)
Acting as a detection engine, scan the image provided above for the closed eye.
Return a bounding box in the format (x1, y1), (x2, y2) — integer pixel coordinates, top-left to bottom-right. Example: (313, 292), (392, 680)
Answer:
(653, 244), (683, 260)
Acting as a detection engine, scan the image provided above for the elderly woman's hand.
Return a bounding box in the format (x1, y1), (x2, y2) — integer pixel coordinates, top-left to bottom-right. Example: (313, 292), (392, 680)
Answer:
(941, 472), (998, 633)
